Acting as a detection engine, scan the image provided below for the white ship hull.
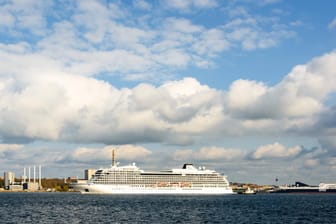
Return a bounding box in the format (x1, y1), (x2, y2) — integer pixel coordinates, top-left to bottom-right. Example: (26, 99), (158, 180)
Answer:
(73, 183), (234, 195)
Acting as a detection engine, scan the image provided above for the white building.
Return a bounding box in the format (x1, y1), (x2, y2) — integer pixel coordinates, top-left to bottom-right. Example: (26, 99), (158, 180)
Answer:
(85, 169), (97, 180)
(4, 172), (15, 190)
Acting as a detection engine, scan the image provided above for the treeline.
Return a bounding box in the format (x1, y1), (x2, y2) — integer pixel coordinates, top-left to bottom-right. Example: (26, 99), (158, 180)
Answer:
(41, 178), (70, 192)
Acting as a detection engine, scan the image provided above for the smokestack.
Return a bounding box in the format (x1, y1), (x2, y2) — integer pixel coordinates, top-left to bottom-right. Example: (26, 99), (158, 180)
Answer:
(33, 165), (36, 183)
(23, 167), (26, 183)
(28, 166), (31, 183)
(39, 165), (42, 190)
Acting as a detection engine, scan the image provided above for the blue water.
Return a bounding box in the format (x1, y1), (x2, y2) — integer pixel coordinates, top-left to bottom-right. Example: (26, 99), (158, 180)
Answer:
(0, 193), (335, 223)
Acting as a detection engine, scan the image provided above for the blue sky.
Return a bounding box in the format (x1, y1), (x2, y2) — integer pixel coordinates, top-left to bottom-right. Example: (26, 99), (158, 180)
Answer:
(0, 0), (336, 185)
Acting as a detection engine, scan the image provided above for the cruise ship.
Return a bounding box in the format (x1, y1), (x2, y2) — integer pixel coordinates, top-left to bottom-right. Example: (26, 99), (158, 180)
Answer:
(71, 151), (234, 194)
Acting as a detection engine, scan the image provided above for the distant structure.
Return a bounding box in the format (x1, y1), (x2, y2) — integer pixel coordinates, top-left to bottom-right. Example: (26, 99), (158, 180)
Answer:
(4, 171), (15, 190)
(85, 169), (97, 180)
(3, 165), (42, 191)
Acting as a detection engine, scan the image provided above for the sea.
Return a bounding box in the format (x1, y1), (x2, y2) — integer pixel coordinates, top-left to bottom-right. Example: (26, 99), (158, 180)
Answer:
(0, 193), (335, 223)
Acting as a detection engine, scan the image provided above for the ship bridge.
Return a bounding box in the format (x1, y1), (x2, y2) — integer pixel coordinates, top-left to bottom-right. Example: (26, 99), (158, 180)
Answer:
(171, 163), (217, 175)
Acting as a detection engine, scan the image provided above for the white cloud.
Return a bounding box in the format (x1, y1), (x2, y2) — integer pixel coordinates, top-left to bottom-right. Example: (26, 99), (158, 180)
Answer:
(0, 7), (15, 27)
(0, 46), (336, 144)
(174, 149), (193, 161)
(0, 0), (335, 145)
(164, 0), (190, 10)
(0, 0), (299, 85)
(193, 0), (218, 8)
(133, 0), (152, 10)
(226, 79), (267, 111)
(224, 15), (295, 51)
(72, 145), (152, 162)
(0, 144), (24, 158)
(0, 57), (225, 144)
(174, 147), (246, 161)
(193, 29), (230, 56)
(154, 49), (191, 67)
(0, 1), (335, 185)
(225, 51), (336, 124)
(164, 18), (203, 33)
(32, 6), (225, 80)
(328, 18), (336, 30)
(198, 147), (246, 160)
(0, 0), (297, 82)
(164, 0), (218, 11)
(252, 142), (302, 159)
(304, 159), (319, 167)
(0, 144), (23, 152)
(73, 1), (126, 43)
(0, 0), (50, 35)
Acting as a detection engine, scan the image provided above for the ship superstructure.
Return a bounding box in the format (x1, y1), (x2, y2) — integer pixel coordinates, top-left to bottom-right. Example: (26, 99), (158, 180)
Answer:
(319, 183), (336, 192)
(72, 150), (234, 194)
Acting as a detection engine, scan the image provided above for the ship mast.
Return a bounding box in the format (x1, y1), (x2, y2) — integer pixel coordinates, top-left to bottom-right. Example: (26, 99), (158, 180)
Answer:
(112, 149), (116, 167)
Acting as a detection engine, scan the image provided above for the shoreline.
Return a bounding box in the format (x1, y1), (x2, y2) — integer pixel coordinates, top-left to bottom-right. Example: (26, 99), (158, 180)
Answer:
(0, 188), (76, 193)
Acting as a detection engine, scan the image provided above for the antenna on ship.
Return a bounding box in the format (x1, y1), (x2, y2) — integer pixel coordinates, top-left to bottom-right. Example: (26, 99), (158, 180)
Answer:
(112, 148), (116, 167)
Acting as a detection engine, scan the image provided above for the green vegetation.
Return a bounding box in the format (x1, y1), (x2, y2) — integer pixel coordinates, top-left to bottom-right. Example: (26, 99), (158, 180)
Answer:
(41, 178), (70, 192)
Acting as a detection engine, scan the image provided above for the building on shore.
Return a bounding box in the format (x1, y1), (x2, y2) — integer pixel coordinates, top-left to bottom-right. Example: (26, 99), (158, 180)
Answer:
(4, 171), (15, 190)
(85, 169), (97, 180)
(3, 165), (43, 191)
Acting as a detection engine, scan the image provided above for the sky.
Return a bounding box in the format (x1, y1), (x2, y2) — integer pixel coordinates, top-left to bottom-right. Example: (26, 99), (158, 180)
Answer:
(0, 0), (336, 185)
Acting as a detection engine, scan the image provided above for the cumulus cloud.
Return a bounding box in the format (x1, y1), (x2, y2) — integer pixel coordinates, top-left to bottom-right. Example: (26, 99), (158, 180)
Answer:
(226, 79), (267, 113)
(252, 142), (302, 159)
(0, 1), (335, 147)
(225, 51), (336, 124)
(0, 59), (224, 144)
(0, 47), (336, 144)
